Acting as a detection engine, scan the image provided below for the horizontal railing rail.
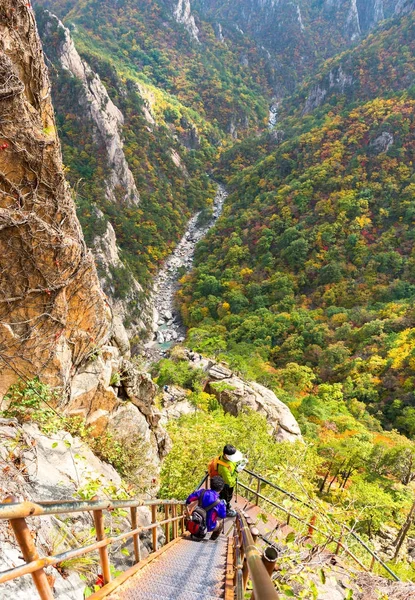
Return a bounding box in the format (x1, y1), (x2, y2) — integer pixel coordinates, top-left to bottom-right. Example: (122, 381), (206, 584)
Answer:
(244, 469), (313, 509)
(237, 470), (399, 582)
(0, 496), (184, 520)
(0, 494), (186, 599)
(196, 471), (209, 490)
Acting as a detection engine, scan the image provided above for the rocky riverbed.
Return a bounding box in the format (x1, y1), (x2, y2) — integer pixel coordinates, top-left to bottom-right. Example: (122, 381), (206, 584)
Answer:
(147, 184), (227, 352)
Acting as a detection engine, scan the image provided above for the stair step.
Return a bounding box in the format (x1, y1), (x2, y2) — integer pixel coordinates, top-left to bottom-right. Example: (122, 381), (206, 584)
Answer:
(108, 536), (228, 600)
(141, 569), (225, 584)
(121, 578), (224, 597)
(111, 582), (224, 600)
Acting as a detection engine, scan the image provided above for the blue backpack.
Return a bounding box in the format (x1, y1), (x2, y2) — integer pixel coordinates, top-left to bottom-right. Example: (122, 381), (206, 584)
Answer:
(186, 490), (220, 539)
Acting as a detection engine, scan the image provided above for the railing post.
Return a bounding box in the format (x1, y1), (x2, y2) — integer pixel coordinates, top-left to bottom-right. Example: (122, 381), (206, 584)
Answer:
(370, 555), (376, 572)
(130, 507), (141, 564)
(4, 496), (55, 600)
(262, 546), (278, 575)
(179, 504), (185, 534)
(171, 505), (177, 539)
(250, 546), (279, 600)
(151, 505), (158, 552)
(92, 499), (111, 585)
(164, 505), (171, 543)
(255, 479), (261, 506)
(335, 528), (344, 555)
(251, 527), (260, 544)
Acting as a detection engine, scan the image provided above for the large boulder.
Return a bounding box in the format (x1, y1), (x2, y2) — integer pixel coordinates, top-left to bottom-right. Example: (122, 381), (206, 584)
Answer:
(160, 386), (197, 426)
(66, 354), (170, 475)
(122, 360), (158, 415)
(106, 403), (163, 489)
(204, 362), (302, 442)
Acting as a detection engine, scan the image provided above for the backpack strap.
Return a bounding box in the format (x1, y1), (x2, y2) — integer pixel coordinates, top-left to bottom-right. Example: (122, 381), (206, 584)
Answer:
(205, 499), (220, 512)
(198, 489), (207, 506)
(217, 457), (232, 471)
(199, 490), (220, 512)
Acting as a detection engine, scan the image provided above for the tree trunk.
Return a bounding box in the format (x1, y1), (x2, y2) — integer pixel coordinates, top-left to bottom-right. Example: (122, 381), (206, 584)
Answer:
(393, 499), (415, 560)
(319, 465), (332, 493)
(327, 460), (346, 493)
(341, 466), (354, 489)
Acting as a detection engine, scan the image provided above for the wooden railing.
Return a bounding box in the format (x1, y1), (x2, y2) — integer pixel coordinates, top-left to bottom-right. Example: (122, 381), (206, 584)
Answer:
(0, 495), (186, 599)
(233, 511), (279, 600)
(238, 469), (399, 581)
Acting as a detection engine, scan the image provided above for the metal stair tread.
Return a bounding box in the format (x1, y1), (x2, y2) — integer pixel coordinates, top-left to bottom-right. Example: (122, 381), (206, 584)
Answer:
(110, 589), (224, 600)
(136, 570), (225, 587)
(115, 579), (224, 597)
(109, 538), (228, 600)
(130, 570), (225, 590)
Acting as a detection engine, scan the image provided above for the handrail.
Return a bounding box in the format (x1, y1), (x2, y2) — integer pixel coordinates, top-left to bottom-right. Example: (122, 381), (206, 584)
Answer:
(0, 496), (184, 520)
(238, 470), (400, 582)
(196, 471), (209, 490)
(0, 514), (184, 584)
(235, 511), (279, 599)
(0, 494), (186, 599)
(244, 469), (313, 509)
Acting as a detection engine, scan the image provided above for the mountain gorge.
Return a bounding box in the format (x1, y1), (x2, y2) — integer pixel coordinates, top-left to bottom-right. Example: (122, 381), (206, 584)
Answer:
(32, 0), (415, 338)
(2, 0), (415, 594)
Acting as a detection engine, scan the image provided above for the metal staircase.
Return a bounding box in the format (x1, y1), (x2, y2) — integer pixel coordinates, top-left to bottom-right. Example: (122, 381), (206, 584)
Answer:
(0, 486), (278, 600)
(0, 468), (400, 599)
(107, 536), (228, 600)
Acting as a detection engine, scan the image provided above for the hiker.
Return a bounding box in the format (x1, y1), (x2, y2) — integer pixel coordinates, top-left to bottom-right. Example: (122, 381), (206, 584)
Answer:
(208, 445), (247, 517)
(185, 476), (227, 541)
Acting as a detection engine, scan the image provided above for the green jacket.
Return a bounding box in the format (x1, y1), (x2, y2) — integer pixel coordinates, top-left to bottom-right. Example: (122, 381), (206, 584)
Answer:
(217, 455), (237, 487)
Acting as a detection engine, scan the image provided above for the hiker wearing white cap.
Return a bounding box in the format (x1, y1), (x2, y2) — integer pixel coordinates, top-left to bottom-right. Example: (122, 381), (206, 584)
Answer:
(217, 444), (247, 517)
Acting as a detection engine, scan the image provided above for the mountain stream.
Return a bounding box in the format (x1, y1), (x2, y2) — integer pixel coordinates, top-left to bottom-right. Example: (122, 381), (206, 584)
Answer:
(146, 184), (227, 353)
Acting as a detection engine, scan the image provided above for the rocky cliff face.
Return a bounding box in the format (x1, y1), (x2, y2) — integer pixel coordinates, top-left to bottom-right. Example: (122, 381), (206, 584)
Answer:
(0, 0), (167, 485)
(92, 212), (153, 335)
(0, 0), (110, 396)
(38, 11), (154, 336)
(173, 0), (200, 41)
(43, 12), (140, 207)
(302, 65), (354, 114)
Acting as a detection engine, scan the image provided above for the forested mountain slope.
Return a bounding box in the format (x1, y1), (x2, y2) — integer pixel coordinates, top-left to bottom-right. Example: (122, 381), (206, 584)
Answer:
(33, 0), (275, 332)
(195, 0), (415, 94)
(32, 0), (412, 335)
(288, 9), (415, 117)
(179, 9), (415, 440)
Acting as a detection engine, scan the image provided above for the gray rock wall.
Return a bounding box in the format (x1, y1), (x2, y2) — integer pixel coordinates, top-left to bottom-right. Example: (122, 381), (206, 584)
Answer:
(0, 419), (162, 599)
